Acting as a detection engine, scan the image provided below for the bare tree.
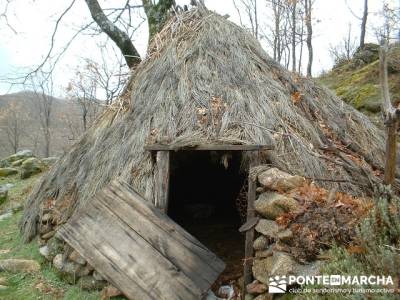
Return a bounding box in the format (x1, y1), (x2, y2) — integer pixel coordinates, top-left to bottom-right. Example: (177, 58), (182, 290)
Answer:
(329, 23), (357, 65)
(84, 0), (141, 69)
(0, 102), (26, 154)
(303, 0), (313, 77)
(345, 0), (368, 49)
(233, 0), (260, 39)
(83, 44), (127, 105)
(66, 65), (103, 132)
(290, 0), (297, 72)
(360, 0), (368, 49)
(30, 73), (55, 157)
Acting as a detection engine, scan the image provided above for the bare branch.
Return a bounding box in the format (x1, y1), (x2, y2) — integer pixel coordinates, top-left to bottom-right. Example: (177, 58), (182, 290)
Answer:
(85, 0), (141, 69)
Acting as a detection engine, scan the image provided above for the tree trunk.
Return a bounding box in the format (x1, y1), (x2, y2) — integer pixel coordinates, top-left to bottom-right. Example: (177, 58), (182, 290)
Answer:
(85, 0), (141, 69)
(298, 15), (304, 73)
(304, 0), (313, 77)
(360, 0), (368, 49)
(291, 0), (297, 72)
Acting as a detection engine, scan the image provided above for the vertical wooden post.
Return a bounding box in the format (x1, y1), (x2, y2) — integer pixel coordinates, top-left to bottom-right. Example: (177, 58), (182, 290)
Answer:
(380, 43), (400, 185)
(154, 151), (170, 213)
(242, 151), (259, 297)
(384, 120), (398, 185)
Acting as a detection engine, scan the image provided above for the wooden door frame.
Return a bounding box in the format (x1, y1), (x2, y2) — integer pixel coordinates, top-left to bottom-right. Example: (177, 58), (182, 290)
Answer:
(146, 144), (263, 293)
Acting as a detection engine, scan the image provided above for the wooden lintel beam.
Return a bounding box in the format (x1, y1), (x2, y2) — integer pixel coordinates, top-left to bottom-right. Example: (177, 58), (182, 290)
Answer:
(144, 144), (273, 151)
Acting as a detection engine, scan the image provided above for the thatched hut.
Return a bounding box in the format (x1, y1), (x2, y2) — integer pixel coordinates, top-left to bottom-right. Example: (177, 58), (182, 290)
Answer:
(20, 8), (390, 292)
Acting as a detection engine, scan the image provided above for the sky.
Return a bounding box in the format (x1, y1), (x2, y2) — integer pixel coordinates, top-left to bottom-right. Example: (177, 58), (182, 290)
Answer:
(0, 0), (394, 96)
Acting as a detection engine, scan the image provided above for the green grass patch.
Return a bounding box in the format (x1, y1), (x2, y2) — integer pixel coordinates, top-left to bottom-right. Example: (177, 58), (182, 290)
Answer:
(0, 174), (101, 299)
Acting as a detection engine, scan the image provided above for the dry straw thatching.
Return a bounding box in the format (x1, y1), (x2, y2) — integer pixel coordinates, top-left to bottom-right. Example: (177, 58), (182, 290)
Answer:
(21, 8), (391, 242)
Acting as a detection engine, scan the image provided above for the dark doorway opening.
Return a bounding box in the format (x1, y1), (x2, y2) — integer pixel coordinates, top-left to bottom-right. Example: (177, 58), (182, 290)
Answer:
(168, 150), (247, 283)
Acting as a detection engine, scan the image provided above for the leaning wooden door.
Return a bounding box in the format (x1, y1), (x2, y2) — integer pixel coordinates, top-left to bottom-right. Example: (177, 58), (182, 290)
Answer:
(57, 180), (225, 300)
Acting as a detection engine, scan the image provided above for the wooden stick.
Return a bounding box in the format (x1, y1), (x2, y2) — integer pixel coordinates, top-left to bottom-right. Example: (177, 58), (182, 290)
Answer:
(379, 43), (400, 185)
(242, 152), (260, 298)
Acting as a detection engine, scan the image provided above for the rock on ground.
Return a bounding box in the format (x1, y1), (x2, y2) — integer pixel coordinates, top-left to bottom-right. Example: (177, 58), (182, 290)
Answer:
(0, 186), (8, 205)
(253, 236), (268, 251)
(78, 275), (107, 290)
(252, 252), (298, 284)
(254, 192), (300, 220)
(0, 168), (18, 177)
(246, 280), (267, 295)
(101, 285), (123, 300)
(69, 250), (86, 265)
(258, 168), (305, 192)
(0, 259), (40, 273)
(20, 157), (44, 179)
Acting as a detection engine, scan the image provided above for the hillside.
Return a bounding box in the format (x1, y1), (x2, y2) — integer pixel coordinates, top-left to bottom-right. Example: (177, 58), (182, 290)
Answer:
(319, 43), (400, 122)
(0, 91), (86, 158)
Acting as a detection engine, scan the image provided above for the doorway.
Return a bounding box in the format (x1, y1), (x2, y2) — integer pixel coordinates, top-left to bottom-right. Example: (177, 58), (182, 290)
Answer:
(168, 150), (247, 283)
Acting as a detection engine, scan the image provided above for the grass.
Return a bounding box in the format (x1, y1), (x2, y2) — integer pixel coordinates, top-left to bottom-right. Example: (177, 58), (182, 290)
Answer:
(319, 47), (400, 119)
(0, 172), (101, 300)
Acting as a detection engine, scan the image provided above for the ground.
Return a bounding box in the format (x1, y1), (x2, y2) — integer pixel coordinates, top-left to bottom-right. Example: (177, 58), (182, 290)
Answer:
(319, 44), (400, 124)
(0, 173), (101, 300)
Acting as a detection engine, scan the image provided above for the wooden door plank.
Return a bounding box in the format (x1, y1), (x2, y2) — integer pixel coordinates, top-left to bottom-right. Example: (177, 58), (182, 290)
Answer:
(61, 203), (202, 300)
(57, 180), (226, 300)
(106, 181), (225, 272)
(84, 203), (202, 299)
(154, 151), (170, 212)
(95, 192), (219, 288)
(58, 224), (152, 300)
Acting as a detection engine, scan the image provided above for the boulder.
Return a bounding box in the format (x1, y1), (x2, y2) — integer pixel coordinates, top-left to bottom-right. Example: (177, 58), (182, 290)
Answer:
(0, 285), (7, 290)
(277, 228), (293, 244)
(258, 168), (305, 192)
(101, 285), (123, 300)
(353, 43), (379, 65)
(53, 254), (91, 282)
(41, 230), (55, 240)
(255, 249), (273, 258)
(78, 275), (107, 290)
(255, 219), (280, 238)
(245, 294), (255, 300)
(0, 277), (7, 285)
(8, 150), (33, 162)
(254, 192), (300, 220)
(0, 159), (9, 168)
(0, 259), (40, 273)
(254, 293), (273, 300)
(246, 280), (267, 295)
(93, 270), (105, 281)
(253, 236), (268, 251)
(0, 186), (8, 205)
(387, 46), (400, 73)
(20, 158), (44, 179)
(69, 250), (86, 265)
(0, 168), (18, 177)
(39, 246), (50, 260)
(0, 212), (12, 221)
(11, 159), (24, 167)
(47, 237), (64, 260)
(252, 252), (298, 284)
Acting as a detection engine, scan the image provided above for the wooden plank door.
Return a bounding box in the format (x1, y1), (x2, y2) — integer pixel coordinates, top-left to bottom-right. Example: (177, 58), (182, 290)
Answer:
(57, 180), (225, 300)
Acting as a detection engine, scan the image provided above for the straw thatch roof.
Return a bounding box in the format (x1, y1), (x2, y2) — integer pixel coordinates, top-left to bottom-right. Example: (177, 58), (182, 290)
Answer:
(21, 8), (390, 242)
